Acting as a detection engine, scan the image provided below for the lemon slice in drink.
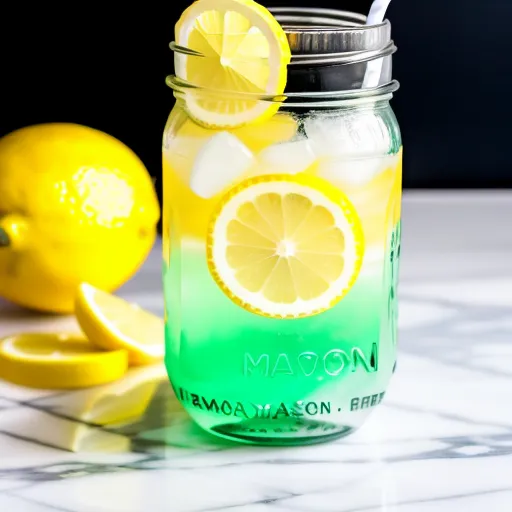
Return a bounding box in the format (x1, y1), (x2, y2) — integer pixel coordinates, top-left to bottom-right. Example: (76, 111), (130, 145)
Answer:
(0, 333), (128, 389)
(75, 284), (164, 366)
(207, 174), (365, 318)
(174, 0), (291, 128)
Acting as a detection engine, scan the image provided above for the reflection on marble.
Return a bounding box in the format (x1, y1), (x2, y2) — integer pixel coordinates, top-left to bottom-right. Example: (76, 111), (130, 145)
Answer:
(0, 193), (512, 511)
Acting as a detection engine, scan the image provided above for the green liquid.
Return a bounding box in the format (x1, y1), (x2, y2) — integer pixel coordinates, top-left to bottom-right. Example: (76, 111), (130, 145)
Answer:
(163, 222), (400, 445)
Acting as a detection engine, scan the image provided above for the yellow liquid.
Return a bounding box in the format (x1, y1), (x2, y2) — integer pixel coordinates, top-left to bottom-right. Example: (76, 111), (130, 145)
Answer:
(163, 109), (401, 247)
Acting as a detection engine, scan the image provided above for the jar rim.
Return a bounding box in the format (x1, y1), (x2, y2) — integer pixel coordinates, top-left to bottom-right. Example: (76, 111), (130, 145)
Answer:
(170, 7), (395, 66)
(168, 7), (399, 102)
(270, 7), (393, 64)
(166, 74), (400, 107)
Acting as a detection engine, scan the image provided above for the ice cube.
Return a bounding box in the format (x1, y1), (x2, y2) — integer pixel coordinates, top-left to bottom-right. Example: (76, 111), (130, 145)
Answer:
(257, 139), (316, 175)
(164, 136), (205, 180)
(305, 112), (391, 158)
(318, 156), (387, 187)
(190, 132), (254, 199)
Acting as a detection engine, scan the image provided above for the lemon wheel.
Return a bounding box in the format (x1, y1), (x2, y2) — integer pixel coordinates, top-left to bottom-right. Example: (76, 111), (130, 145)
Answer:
(207, 174), (365, 318)
(0, 333), (128, 389)
(174, 0), (291, 128)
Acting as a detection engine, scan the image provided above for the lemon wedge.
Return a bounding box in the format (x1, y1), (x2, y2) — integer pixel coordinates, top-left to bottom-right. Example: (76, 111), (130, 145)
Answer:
(174, 0), (291, 128)
(0, 333), (128, 389)
(207, 174), (365, 318)
(75, 283), (164, 366)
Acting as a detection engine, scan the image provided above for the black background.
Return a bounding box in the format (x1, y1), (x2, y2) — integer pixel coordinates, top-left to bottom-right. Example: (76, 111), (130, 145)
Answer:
(2, 0), (512, 205)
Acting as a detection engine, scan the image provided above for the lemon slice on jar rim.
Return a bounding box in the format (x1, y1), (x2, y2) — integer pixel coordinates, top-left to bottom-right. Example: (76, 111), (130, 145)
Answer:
(174, 0), (291, 128)
(0, 333), (128, 389)
(207, 174), (365, 318)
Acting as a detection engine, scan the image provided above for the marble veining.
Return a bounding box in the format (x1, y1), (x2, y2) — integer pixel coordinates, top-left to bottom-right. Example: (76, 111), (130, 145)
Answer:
(0, 192), (511, 511)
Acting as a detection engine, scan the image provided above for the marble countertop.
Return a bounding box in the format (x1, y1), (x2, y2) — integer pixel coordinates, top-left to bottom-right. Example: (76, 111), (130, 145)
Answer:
(1, 191), (511, 512)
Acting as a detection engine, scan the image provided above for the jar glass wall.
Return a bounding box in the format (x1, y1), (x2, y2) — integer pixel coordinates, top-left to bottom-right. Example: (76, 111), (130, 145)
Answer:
(163, 7), (402, 445)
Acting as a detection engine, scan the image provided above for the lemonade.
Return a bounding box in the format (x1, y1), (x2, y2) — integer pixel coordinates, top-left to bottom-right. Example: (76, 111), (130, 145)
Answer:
(163, 1), (402, 444)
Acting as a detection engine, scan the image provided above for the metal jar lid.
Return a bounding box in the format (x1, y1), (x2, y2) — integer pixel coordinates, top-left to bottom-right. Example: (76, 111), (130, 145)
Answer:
(268, 7), (397, 93)
(168, 7), (399, 96)
(270, 7), (395, 66)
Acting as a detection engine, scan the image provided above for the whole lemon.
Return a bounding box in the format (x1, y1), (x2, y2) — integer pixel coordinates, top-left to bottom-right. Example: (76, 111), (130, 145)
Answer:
(0, 123), (160, 313)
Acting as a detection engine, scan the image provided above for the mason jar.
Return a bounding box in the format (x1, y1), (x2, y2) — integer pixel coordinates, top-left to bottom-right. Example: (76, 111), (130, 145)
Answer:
(163, 7), (402, 445)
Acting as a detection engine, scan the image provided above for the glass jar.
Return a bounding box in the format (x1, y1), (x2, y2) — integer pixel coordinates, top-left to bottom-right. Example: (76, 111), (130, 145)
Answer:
(163, 7), (402, 445)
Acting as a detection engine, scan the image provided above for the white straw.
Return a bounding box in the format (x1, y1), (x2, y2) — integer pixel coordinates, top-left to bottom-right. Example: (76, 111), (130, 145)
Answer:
(366, 0), (392, 26)
(362, 0), (392, 88)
